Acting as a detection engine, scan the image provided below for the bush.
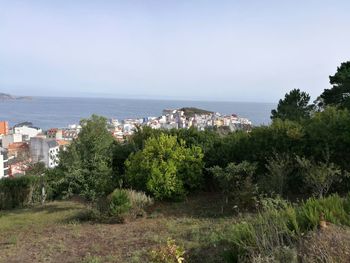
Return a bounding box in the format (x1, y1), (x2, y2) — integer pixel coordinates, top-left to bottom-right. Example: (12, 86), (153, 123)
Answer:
(149, 238), (185, 263)
(107, 189), (132, 217)
(125, 134), (203, 200)
(0, 176), (42, 209)
(262, 154), (294, 197)
(127, 189), (154, 217)
(103, 189), (153, 220)
(227, 203), (299, 261)
(222, 194), (350, 261)
(296, 194), (350, 231)
(296, 156), (341, 198)
(209, 161), (258, 211)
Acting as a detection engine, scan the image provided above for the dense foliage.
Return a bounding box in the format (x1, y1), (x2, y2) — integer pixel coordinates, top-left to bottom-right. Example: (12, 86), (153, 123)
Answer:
(0, 176), (42, 209)
(51, 115), (116, 201)
(271, 88), (314, 121)
(318, 61), (350, 110)
(209, 162), (257, 211)
(4, 61), (350, 263)
(125, 134), (204, 200)
(31, 61), (350, 211)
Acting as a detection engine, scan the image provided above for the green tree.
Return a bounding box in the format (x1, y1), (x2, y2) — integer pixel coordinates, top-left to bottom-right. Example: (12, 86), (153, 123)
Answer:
(54, 115), (115, 201)
(271, 89), (314, 121)
(318, 61), (350, 110)
(125, 134), (203, 200)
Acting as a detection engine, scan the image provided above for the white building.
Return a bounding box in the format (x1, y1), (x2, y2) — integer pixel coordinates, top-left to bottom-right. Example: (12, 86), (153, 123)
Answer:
(30, 137), (59, 168)
(2, 133), (22, 148)
(0, 148), (9, 179)
(14, 125), (42, 141)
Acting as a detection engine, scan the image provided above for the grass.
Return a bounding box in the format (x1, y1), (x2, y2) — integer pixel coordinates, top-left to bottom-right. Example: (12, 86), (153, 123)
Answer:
(2, 193), (350, 262)
(0, 193), (235, 263)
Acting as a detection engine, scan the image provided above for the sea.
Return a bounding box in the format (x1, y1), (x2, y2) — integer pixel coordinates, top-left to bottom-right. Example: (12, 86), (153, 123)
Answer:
(0, 97), (276, 130)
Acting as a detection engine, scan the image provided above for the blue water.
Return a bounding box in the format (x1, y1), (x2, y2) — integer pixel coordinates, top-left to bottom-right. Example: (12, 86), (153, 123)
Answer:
(0, 97), (275, 129)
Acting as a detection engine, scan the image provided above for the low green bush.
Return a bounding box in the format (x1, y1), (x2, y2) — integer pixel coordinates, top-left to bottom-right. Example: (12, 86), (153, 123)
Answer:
(104, 189), (153, 220)
(297, 194), (350, 231)
(107, 189), (132, 217)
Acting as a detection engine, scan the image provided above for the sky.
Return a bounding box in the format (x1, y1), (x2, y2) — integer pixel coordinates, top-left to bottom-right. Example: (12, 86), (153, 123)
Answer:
(0, 0), (349, 102)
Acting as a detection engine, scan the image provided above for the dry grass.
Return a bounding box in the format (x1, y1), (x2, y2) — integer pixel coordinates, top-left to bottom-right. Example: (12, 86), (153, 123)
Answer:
(299, 224), (350, 263)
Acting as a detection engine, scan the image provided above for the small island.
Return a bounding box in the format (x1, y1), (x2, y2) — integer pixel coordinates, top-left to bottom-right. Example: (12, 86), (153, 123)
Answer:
(0, 93), (32, 101)
(179, 107), (213, 117)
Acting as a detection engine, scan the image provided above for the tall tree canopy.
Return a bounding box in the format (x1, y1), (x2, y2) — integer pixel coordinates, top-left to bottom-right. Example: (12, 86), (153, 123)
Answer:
(271, 89), (313, 121)
(53, 115), (115, 201)
(318, 61), (350, 110)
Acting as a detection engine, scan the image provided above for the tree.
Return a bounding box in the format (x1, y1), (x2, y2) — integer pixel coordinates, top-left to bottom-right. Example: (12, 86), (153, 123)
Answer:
(125, 134), (203, 200)
(318, 61), (350, 110)
(54, 115), (115, 201)
(271, 89), (314, 121)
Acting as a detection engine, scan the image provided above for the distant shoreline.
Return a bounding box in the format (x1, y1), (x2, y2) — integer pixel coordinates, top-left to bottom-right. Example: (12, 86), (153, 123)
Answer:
(0, 93), (32, 101)
(16, 95), (275, 105)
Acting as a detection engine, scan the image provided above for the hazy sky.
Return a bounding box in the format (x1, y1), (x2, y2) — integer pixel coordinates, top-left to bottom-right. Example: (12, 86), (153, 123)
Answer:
(0, 0), (349, 102)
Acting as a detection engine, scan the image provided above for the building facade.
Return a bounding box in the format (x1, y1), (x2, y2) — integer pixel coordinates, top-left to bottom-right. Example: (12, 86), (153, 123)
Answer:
(2, 133), (23, 148)
(0, 121), (9, 136)
(0, 148), (9, 178)
(30, 137), (59, 168)
(14, 125), (42, 141)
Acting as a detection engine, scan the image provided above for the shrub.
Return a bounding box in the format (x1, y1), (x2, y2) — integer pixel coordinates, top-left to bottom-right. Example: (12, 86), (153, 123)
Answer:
(127, 189), (154, 217)
(208, 161), (258, 211)
(263, 154), (293, 197)
(296, 194), (350, 231)
(125, 134), (203, 200)
(223, 194), (350, 261)
(0, 176), (41, 209)
(149, 238), (185, 263)
(226, 203), (299, 261)
(259, 196), (290, 211)
(101, 189), (153, 221)
(107, 189), (132, 217)
(296, 156), (342, 198)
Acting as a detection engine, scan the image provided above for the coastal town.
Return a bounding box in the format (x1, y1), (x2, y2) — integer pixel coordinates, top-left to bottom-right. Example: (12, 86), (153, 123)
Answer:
(0, 107), (252, 179)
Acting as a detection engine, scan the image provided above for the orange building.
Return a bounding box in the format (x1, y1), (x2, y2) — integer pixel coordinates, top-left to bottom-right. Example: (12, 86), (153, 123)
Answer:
(0, 121), (9, 135)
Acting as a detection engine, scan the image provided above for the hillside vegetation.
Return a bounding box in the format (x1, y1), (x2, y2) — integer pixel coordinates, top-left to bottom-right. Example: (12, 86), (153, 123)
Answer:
(1, 61), (350, 262)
